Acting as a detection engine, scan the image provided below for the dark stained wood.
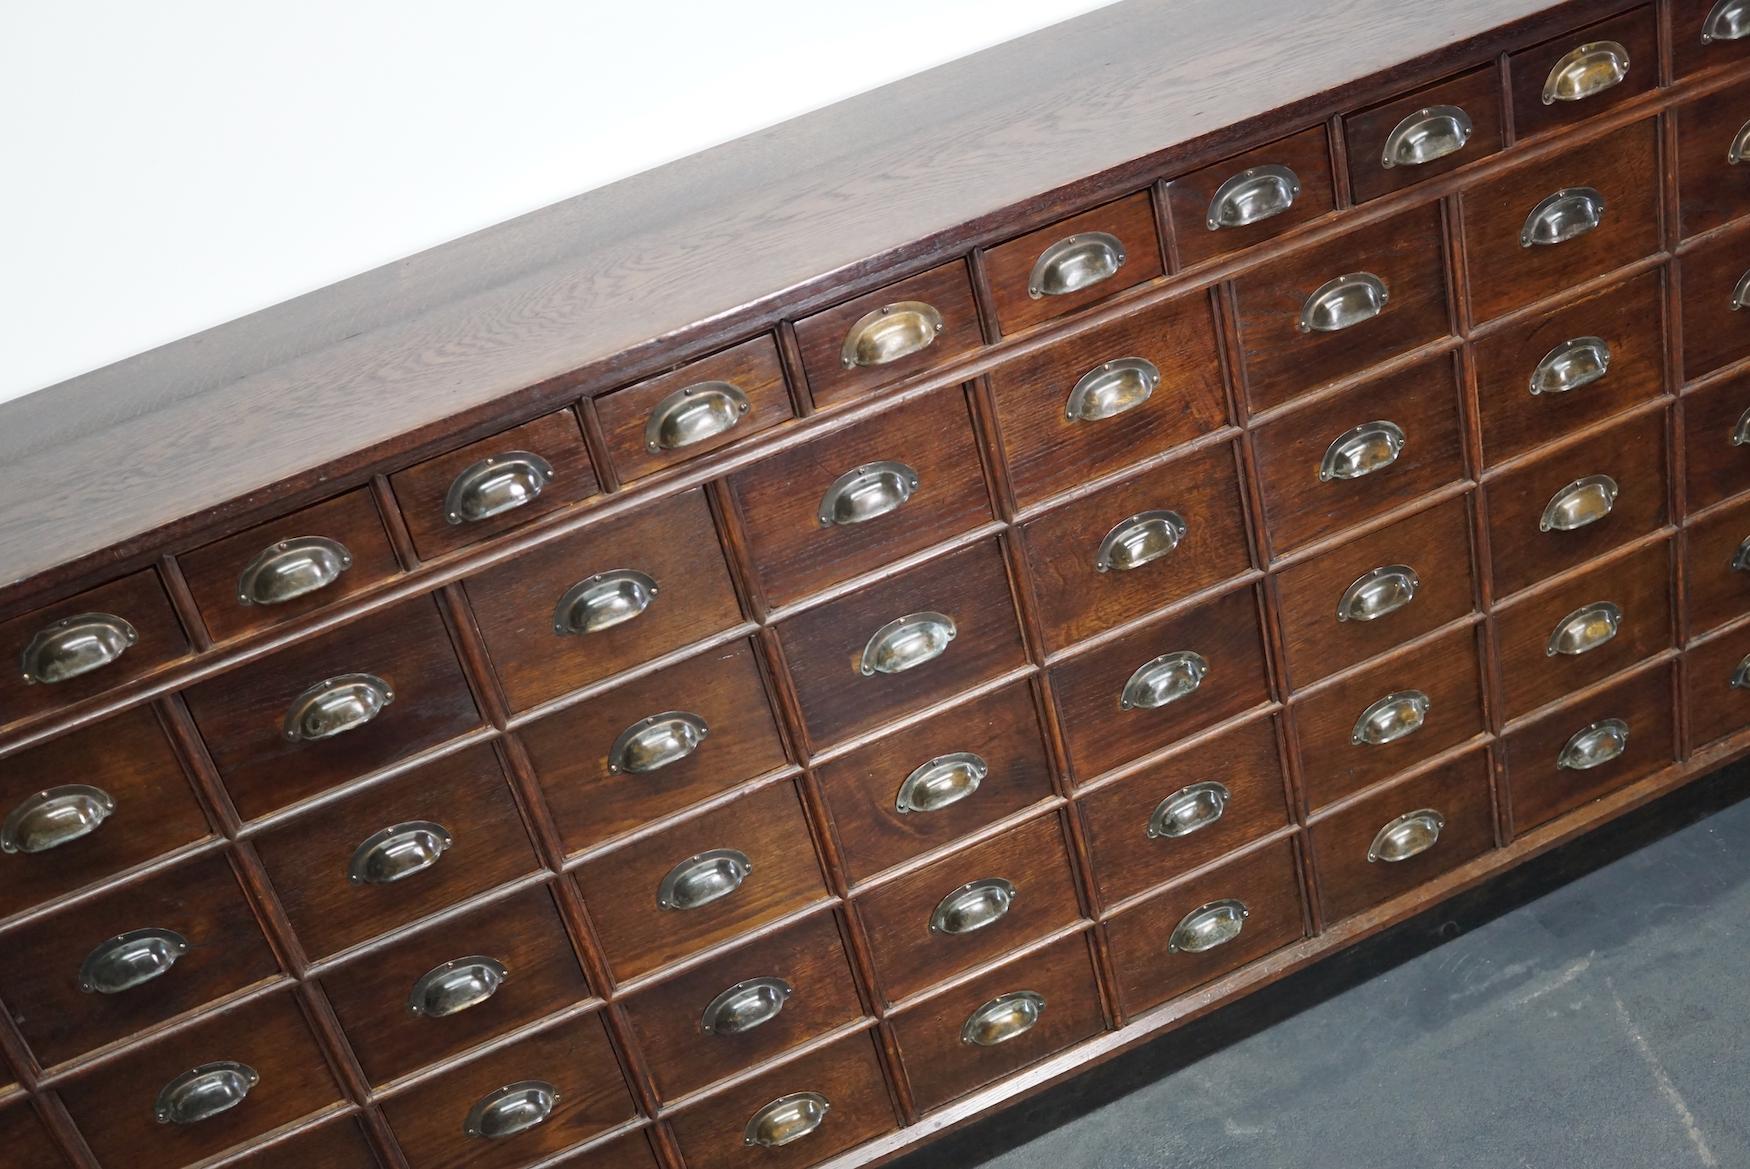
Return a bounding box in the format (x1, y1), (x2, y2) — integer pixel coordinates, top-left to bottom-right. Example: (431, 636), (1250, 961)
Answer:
(1673, 0), (1750, 78)
(1675, 74), (1750, 239)
(793, 263), (984, 407)
(1681, 491), (1750, 636)
(543, 1129), (660, 1169)
(1679, 216), (1750, 382)
(0, 1100), (67, 1169)
(1343, 66), (1506, 204)
(227, 1114), (380, 1169)
(1680, 370), (1750, 516)
(1506, 6), (1659, 140)
(982, 192), (1166, 335)
(1163, 126), (1337, 270)
(1683, 623), (1750, 752)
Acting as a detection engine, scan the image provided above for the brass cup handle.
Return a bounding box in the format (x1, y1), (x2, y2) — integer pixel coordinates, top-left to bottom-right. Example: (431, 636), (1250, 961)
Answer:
(745, 1092), (830, 1148)
(1352, 690), (1431, 747)
(1732, 269), (1750, 312)
(237, 536), (353, 607)
(1121, 650), (1209, 711)
(155, 1061), (258, 1126)
(961, 990), (1047, 1047)
(658, 848), (752, 911)
(1168, 898), (1248, 953)
(860, 611), (956, 677)
(1, 784), (116, 854)
(1095, 509), (1186, 572)
(443, 450), (554, 525)
(1367, 808), (1446, 863)
(78, 927), (190, 995)
(609, 710), (709, 774)
(702, 976), (793, 1035)
(1547, 601), (1622, 657)
(1735, 406), (1750, 447)
(1338, 564), (1420, 623)
(1028, 231), (1126, 298)
(282, 672), (394, 741)
(553, 569), (659, 636)
(408, 955), (509, 1017)
(1730, 118), (1750, 165)
(817, 460), (920, 527)
(1206, 164), (1302, 230)
(1732, 654), (1750, 689)
(1704, 0), (1750, 43)
(1319, 420), (1405, 482)
(1734, 536), (1750, 573)
(644, 380), (750, 454)
(19, 612), (138, 685)
(1299, 272), (1389, 333)
(1520, 187), (1606, 247)
(1540, 473), (1619, 532)
(348, 820), (452, 885)
(1381, 104), (1473, 169)
(1065, 357), (1160, 422)
(931, 877), (1017, 935)
(465, 1080), (559, 1140)
(840, 301), (944, 369)
(895, 751), (988, 814)
(1147, 781), (1231, 839)
(1543, 41), (1630, 104)
(1558, 717), (1630, 770)
(1530, 336), (1611, 396)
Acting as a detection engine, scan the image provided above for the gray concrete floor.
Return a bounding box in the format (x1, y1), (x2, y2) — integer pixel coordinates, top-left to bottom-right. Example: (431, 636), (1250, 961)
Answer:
(895, 765), (1750, 1169)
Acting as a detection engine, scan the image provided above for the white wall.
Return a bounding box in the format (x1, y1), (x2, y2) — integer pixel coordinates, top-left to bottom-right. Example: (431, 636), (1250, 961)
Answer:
(0, 0), (1119, 403)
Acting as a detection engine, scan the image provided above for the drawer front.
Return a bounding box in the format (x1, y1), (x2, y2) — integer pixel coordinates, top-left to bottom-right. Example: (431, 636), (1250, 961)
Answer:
(183, 595), (481, 819)
(545, 1131), (659, 1169)
(620, 910), (864, 1101)
(1251, 352), (1465, 554)
(229, 1116), (379, 1169)
(1164, 126), (1337, 269)
(0, 1101), (66, 1169)
(1049, 583), (1270, 780)
(252, 744), (539, 959)
(1684, 625), (1750, 753)
(1077, 712), (1290, 906)
(573, 779), (827, 982)
(983, 191), (1165, 334)
(1674, 0), (1750, 77)
(1307, 748), (1494, 924)
(728, 385), (990, 606)
(1231, 203), (1450, 414)
(1343, 67), (1505, 203)
(1677, 75), (1750, 240)
(1507, 7), (1657, 140)
(793, 262), (984, 407)
(814, 682), (1055, 884)
(854, 812), (1081, 1002)
(1681, 369), (1750, 516)
(1683, 491), (1750, 636)
(1019, 440), (1252, 651)
(1461, 118), (1660, 323)
(321, 883), (590, 1086)
(1680, 218), (1750, 382)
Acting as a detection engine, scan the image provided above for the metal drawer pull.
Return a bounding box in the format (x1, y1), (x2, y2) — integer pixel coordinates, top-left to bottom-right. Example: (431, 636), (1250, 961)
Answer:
(444, 451), (554, 525)
(1733, 537), (1750, 573)
(1, 785), (116, 854)
(644, 380), (750, 453)
(1148, 781), (1231, 839)
(1367, 808), (1445, 863)
(1168, 899), (1248, 953)
(1540, 473), (1618, 532)
(1120, 650), (1209, 711)
(658, 848), (752, 910)
(860, 611), (956, 676)
(1520, 187), (1606, 247)
(155, 1061), (258, 1126)
(19, 612), (138, 685)
(840, 301), (945, 369)
(1029, 231), (1126, 298)
(1732, 269), (1750, 312)
(237, 537), (352, 607)
(553, 569), (659, 636)
(609, 710), (708, 774)
(1338, 564), (1419, 623)
(817, 460), (920, 527)
(1731, 120), (1750, 166)
(79, 928), (190, 995)
(1319, 420), (1405, 482)
(745, 1092), (830, 1148)
(1558, 717), (1630, 770)
(1381, 104), (1473, 168)
(348, 820), (452, 885)
(896, 752), (988, 814)
(1352, 690), (1431, 747)
(1206, 164), (1301, 230)
(1704, 0), (1750, 42)
(1732, 655), (1750, 689)
(1735, 407), (1750, 448)
(1299, 272), (1389, 333)
(1543, 41), (1630, 104)
(1095, 509), (1186, 573)
(408, 956), (508, 1017)
(702, 977), (792, 1035)
(931, 877), (1017, 934)
(1065, 357), (1160, 422)
(1530, 336), (1611, 396)
(465, 1080), (558, 1139)
(282, 672), (393, 741)
(962, 990), (1046, 1047)
(1547, 601), (1622, 657)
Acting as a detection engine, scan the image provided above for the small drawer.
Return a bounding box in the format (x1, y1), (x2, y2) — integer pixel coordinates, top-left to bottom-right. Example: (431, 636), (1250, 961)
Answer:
(1104, 838), (1304, 1015)
(774, 539), (1027, 749)
(1680, 217), (1750, 382)
(1471, 267), (1666, 468)
(1681, 369), (1750, 516)
(1674, 0), (1750, 77)
(854, 812), (1081, 1002)
(321, 883), (590, 1087)
(1461, 118), (1660, 324)
(1683, 491), (1750, 636)
(1503, 658), (1675, 833)
(229, 1116), (380, 1169)
(251, 744), (540, 959)
(1272, 494), (1477, 690)
(594, 334), (793, 483)
(1507, 7), (1657, 140)
(0, 706), (209, 920)
(889, 932), (1104, 1112)
(1292, 623), (1487, 812)
(666, 1029), (896, 1169)
(793, 262), (984, 407)
(1343, 67), (1505, 204)
(1048, 583), (1270, 780)
(1018, 440), (1252, 651)
(0, 853), (278, 1068)
(987, 289), (1228, 507)
(1251, 351), (1465, 555)
(620, 910), (864, 1101)
(1684, 624), (1750, 753)
(814, 682), (1054, 884)
(544, 1131), (660, 1169)
(573, 779), (828, 982)
(522, 638), (787, 855)
(1677, 75), (1750, 240)
(1163, 125), (1337, 269)
(982, 192), (1165, 334)
(0, 1101), (64, 1169)
(1482, 404), (1668, 599)
(377, 1012), (635, 1169)
(727, 385), (990, 606)
(1307, 748), (1495, 924)
(1077, 712), (1290, 906)
(178, 488), (400, 644)
(182, 595), (481, 819)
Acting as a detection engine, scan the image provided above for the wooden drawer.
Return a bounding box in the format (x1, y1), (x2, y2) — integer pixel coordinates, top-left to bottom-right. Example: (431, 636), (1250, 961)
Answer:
(1104, 838), (1303, 1015)
(573, 779), (828, 982)
(1251, 352), (1465, 554)
(727, 385), (990, 606)
(1494, 536), (1673, 719)
(814, 682), (1055, 885)
(1680, 217), (1750, 382)
(774, 539), (1026, 749)
(1343, 67), (1505, 204)
(1461, 118), (1660, 323)
(620, 910), (864, 1101)
(666, 1030), (896, 1169)
(889, 932), (1104, 1112)
(321, 883), (590, 1087)
(1018, 440), (1252, 651)
(522, 638), (786, 855)
(1684, 624), (1750, 753)
(251, 744), (539, 959)
(1482, 404), (1668, 599)
(793, 262), (984, 407)
(1163, 125), (1336, 269)
(987, 288), (1227, 507)
(466, 487), (743, 712)
(0, 705), (209, 920)
(1048, 582), (1270, 780)
(1683, 490), (1750, 636)
(377, 1012), (635, 1169)
(0, 1101), (65, 1169)
(1307, 748), (1495, 924)
(1503, 658), (1676, 833)
(1677, 75), (1750, 240)
(0, 853), (278, 1067)
(594, 334), (793, 483)
(1681, 369), (1750, 516)
(1471, 266), (1667, 468)
(983, 191), (1165, 334)
(183, 595), (481, 820)
(854, 812), (1081, 1002)
(1507, 7), (1657, 140)
(1077, 712), (1290, 906)
(544, 1131), (659, 1169)
(1231, 203), (1450, 414)
(229, 1116), (380, 1169)
(1292, 623), (1487, 811)
(1674, 0), (1750, 78)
